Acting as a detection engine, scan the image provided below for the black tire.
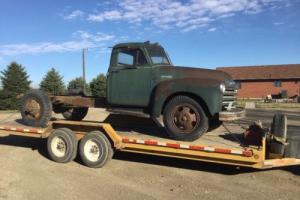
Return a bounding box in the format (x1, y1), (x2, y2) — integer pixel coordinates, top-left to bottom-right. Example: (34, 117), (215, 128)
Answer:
(20, 89), (52, 127)
(79, 131), (113, 168)
(209, 114), (223, 129)
(62, 107), (88, 121)
(59, 128), (78, 161)
(163, 95), (209, 141)
(47, 128), (77, 163)
(52, 105), (68, 114)
(270, 113), (287, 155)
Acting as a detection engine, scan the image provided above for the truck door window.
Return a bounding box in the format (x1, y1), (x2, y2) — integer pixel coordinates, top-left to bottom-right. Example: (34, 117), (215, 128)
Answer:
(117, 49), (148, 67)
(118, 52), (134, 66)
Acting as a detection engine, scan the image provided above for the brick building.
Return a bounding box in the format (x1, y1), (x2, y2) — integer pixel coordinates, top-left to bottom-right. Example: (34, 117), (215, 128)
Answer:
(217, 64), (300, 99)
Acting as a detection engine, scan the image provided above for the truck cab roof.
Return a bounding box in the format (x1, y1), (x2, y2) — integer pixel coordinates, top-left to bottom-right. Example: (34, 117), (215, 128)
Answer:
(113, 41), (162, 49)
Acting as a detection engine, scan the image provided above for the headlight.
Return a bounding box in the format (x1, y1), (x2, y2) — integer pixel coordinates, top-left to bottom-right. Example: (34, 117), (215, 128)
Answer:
(220, 83), (226, 93)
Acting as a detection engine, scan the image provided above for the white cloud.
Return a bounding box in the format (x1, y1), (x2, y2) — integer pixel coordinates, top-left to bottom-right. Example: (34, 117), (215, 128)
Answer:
(273, 22), (284, 26)
(86, 0), (290, 32)
(63, 10), (84, 20)
(88, 10), (122, 22)
(0, 31), (116, 56)
(72, 30), (115, 42)
(208, 27), (217, 32)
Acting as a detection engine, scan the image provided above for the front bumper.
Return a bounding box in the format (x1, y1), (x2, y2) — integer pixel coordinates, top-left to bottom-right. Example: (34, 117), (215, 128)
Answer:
(219, 108), (245, 121)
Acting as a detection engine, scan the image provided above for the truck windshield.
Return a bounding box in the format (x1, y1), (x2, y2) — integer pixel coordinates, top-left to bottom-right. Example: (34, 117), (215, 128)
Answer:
(147, 47), (171, 65)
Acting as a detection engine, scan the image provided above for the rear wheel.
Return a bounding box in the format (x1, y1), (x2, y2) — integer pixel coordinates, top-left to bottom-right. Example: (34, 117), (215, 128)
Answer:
(20, 90), (52, 127)
(62, 107), (88, 121)
(163, 96), (209, 141)
(79, 131), (113, 168)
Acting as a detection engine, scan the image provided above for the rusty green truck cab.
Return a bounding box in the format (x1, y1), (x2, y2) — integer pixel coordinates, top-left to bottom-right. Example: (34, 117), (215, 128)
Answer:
(105, 41), (244, 141)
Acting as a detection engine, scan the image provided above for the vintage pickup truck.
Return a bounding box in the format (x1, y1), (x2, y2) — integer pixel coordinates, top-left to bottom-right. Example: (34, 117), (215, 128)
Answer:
(21, 41), (244, 141)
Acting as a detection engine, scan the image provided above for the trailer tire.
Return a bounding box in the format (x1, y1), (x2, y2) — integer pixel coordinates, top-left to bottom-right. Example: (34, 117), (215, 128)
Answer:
(163, 95), (209, 141)
(270, 113), (287, 156)
(21, 89), (52, 127)
(79, 131), (112, 168)
(59, 128), (78, 160)
(47, 128), (77, 163)
(62, 107), (88, 121)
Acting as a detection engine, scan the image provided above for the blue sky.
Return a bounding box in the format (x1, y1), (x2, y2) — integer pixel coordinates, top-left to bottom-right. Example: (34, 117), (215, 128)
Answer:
(0, 0), (300, 87)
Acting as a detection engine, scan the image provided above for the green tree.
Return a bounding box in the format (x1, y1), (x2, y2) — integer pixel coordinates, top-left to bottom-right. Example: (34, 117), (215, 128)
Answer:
(39, 68), (65, 95)
(67, 77), (90, 95)
(90, 74), (107, 97)
(0, 62), (31, 110)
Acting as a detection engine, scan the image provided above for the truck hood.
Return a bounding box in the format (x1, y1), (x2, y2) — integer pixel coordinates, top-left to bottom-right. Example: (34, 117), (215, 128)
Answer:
(157, 65), (232, 85)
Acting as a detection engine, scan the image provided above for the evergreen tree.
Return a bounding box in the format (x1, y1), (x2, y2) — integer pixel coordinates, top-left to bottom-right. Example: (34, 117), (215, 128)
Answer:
(67, 77), (90, 95)
(40, 68), (65, 95)
(0, 62), (31, 110)
(90, 74), (107, 97)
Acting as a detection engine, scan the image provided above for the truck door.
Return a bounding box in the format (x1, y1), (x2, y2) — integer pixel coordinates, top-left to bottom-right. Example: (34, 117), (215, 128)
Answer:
(107, 48), (152, 106)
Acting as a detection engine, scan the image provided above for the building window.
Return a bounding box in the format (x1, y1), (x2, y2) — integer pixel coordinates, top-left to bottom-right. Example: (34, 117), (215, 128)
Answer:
(236, 81), (241, 89)
(274, 80), (282, 87)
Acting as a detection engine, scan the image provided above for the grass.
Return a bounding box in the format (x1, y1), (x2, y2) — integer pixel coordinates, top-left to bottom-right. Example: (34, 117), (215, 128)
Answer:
(255, 102), (300, 108)
(236, 101), (246, 108)
(236, 99), (257, 108)
(237, 100), (300, 109)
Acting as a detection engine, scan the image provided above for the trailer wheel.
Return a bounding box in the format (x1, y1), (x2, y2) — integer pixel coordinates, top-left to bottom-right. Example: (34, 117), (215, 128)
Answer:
(62, 107), (88, 121)
(79, 131), (113, 168)
(47, 128), (78, 163)
(270, 113), (287, 156)
(21, 90), (52, 127)
(163, 95), (209, 141)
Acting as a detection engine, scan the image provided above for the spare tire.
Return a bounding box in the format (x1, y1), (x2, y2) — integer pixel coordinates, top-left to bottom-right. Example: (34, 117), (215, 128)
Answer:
(62, 107), (88, 121)
(20, 90), (52, 127)
(270, 113), (287, 155)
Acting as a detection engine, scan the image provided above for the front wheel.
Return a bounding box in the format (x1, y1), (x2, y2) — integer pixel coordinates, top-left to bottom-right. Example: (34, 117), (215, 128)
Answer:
(163, 96), (209, 141)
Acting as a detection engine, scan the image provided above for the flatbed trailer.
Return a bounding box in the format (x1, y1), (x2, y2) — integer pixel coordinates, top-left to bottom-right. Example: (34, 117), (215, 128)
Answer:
(0, 119), (299, 169)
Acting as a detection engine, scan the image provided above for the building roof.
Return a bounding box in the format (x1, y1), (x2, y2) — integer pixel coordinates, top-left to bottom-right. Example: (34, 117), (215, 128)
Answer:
(217, 64), (300, 81)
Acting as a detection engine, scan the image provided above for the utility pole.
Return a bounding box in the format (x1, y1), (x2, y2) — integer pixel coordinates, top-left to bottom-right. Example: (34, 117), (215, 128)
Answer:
(82, 48), (86, 94)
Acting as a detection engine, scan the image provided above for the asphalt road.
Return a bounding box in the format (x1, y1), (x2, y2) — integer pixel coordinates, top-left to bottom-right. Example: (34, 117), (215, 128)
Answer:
(0, 108), (299, 200)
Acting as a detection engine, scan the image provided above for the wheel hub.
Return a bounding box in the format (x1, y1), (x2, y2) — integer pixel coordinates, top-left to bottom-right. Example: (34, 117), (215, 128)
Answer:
(172, 105), (199, 133)
(51, 136), (67, 158)
(90, 145), (99, 154)
(24, 98), (41, 119)
(84, 140), (101, 162)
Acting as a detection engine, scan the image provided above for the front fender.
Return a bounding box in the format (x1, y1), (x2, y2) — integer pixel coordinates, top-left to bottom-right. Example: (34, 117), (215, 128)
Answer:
(151, 78), (223, 118)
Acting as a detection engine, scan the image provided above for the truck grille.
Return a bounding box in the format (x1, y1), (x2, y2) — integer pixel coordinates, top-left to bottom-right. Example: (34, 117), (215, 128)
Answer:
(222, 88), (237, 110)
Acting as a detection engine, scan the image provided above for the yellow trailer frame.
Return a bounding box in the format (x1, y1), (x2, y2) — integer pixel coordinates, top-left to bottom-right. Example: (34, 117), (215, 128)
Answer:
(0, 120), (299, 169)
